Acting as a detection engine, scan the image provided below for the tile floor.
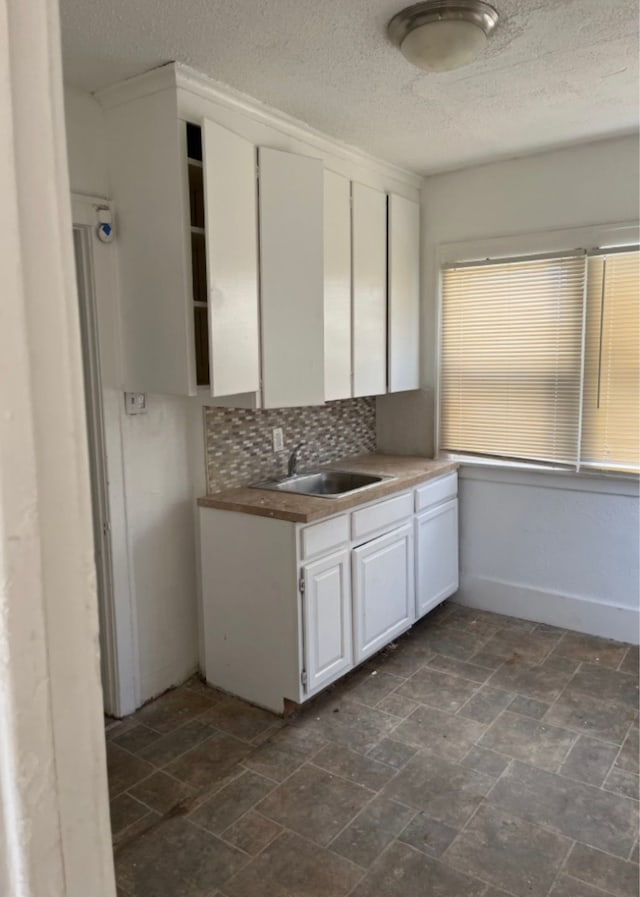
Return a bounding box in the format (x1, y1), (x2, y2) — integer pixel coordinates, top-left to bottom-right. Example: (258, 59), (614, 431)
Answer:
(107, 603), (640, 897)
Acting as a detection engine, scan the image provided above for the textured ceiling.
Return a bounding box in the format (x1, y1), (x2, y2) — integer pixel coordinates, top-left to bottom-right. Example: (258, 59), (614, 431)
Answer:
(59, 0), (639, 174)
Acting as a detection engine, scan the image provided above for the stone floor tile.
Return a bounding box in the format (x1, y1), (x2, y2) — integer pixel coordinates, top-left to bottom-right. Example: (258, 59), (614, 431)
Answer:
(189, 769), (275, 834)
(420, 624), (483, 661)
(630, 839), (639, 864)
(479, 711), (575, 771)
(426, 653), (494, 683)
(256, 764), (373, 846)
(558, 735), (619, 786)
(183, 675), (224, 702)
(220, 810), (282, 855)
(202, 695), (278, 742)
(112, 722), (162, 754)
(350, 839), (486, 897)
(139, 719), (215, 767)
(375, 692), (420, 719)
(312, 742), (396, 790)
(106, 717), (138, 741)
(483, 612), (537, 633)
(366, 639), (432, 678)
(221, 830), (362, 897)
(366, 737), (418, 770)
(545, 689), (637, 744)
(489, 760), (639, 857)
(568, 663), (640, 710)
(382, 750), (494, 827)
(507, 695), (550, 720)
(468, 650), (507, 670)
(481, 629), (561, 663)
(107, 743), (155, 800)
(445, 803), (572, 897)
(344, 669), (404, 706)
(461, 745), (511, 778)
(242, 741), (308, 782)
(565, 842), (640, 897)
(488, 659), (572, 702)
(398, 811), (457, 858)
(436, 605), (501, 639)
(605, 767), (640, 801)
(619, 645), (639, 675)
(393, 704), (486, 762)
(552, 632), (630, 668)
(297, 696), (398, 754)
(263, 723), (327, 756)
(112, 808), (162, 850)
(330, 795), (415, 867)
(616, 726), (640, 775)
(116, 816), (247, 897)
(396, 667), (480, 712)
(110, 793), (153, 837)
(135, 687), (215, 734)
(542, 654), (581, 675)
(457, 686), (513, 724)
(165, 731), (251, 790)
(128, 770), (196, 815)
(548, 874), (619, 897)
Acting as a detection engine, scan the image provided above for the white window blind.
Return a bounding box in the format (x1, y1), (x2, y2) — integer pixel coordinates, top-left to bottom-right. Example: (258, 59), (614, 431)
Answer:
(440, 247), (640, 473)
(581, 251), (640, 472)
(440, 254), (587, 466)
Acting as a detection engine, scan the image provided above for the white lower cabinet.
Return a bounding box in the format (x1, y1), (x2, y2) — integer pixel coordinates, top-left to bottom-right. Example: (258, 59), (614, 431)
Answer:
(200, 470), (458, 713)
(415, 498), (459, 619)
(352, 523), (415, 663)
(302, 550), (352, 694)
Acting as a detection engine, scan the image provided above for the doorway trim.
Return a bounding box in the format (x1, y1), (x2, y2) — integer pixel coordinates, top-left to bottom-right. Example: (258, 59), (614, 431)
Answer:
(72, 193), (139, 716)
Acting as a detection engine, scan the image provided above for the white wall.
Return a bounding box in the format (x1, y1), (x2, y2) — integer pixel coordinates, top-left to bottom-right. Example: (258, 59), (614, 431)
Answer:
(64, 89), (201, 709)
(380, 134), (640, 641)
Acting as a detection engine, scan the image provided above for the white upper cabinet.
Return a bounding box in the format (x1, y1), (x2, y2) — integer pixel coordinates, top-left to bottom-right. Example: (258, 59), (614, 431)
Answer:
(323, 171), (352, 402)
(259, 147), (325, 408)
(104, 90), (195, 395)
(388, 194), (420, 393)
(202, 121), (260, 396)
(352, 182), (387, 398)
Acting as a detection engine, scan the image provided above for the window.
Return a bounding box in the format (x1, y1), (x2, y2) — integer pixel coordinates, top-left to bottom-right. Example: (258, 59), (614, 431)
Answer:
(439, 247), (639, 473)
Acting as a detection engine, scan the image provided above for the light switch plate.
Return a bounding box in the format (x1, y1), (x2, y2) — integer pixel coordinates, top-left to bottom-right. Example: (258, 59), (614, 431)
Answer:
(124, 392), (147, 415)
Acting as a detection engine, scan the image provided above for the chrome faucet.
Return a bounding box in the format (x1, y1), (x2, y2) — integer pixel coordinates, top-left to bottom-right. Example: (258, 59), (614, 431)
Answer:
(288, 442), (304, 477)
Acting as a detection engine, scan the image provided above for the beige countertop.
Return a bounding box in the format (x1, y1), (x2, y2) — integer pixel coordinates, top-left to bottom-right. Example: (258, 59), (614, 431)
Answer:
(197, 454), (458, 523)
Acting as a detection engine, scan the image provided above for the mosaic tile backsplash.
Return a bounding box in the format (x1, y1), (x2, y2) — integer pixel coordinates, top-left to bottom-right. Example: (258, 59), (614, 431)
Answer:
(205, 398), (376, 494)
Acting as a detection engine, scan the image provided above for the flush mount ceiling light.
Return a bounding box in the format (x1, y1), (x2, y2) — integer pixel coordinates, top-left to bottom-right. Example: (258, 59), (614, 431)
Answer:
(388, 0), (499, 73)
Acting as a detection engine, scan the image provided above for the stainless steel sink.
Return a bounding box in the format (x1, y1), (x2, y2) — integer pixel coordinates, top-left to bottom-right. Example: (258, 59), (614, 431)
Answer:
(251, 470), (393, 499)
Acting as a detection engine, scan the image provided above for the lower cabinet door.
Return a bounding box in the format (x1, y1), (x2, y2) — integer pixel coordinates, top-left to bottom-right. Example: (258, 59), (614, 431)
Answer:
(352, 523), (414, 663)
(415, 498), (459, 619)
(302, 550), (353, 694)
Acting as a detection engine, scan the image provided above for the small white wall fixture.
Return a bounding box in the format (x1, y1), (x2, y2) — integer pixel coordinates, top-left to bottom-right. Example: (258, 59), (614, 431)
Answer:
(0, 0), (116, 894)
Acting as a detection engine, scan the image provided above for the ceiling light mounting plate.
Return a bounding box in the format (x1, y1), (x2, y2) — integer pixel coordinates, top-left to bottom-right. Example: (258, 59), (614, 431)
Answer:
(389, 0), (499, 48)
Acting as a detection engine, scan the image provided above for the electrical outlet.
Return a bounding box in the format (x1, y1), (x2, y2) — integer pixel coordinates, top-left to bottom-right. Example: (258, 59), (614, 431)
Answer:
(272, 427), (284, 452)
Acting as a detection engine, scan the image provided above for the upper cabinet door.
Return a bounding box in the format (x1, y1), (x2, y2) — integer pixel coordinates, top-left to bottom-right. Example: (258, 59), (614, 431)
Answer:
(202, 121), (260, 397)
(323, 171), (352, 402)
(388, 194), (420, 393)
(104, 90), (196, 395)
(259, 147), (325, 408)
(352, 182), (387, 398)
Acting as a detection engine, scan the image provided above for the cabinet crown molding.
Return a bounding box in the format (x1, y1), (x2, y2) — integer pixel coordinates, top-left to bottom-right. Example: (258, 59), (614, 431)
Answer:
(95, 62), (423, 190)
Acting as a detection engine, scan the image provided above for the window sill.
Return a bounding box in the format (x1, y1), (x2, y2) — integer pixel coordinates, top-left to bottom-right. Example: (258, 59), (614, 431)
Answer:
(440, 453), (639, 497)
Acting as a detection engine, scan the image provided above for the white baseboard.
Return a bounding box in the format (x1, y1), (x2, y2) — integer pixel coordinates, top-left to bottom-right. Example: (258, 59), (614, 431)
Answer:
(454, 576), (640, 645)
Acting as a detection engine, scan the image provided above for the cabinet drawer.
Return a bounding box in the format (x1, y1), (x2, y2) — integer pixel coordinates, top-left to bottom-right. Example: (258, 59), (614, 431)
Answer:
(301, 514), (350, 561)
(351, 491), (413, 542)
(415, 472), (457, 512)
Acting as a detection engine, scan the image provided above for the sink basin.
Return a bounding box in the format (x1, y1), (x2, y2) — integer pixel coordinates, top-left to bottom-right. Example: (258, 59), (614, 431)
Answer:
(251, 470), (393, 499)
